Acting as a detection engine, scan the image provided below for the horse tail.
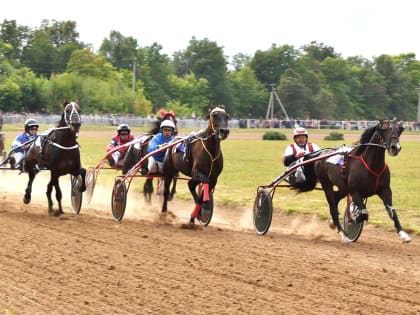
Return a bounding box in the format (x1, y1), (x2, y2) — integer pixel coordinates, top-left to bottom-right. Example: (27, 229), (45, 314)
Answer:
(122, 145), (137, 174)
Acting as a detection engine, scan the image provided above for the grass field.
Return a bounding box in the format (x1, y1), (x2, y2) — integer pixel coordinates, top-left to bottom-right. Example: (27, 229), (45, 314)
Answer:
(2, 123), (420, 234)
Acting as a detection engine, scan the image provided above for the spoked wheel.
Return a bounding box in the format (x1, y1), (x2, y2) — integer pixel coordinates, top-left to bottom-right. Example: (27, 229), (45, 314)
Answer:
(198, 192), (213, 226)
(342, 198), (364, 242)
(111, 178), (127, 222)
(70, 174), (83, 214)
(253, 189), (273, 235)
(85, 167), (97, 204)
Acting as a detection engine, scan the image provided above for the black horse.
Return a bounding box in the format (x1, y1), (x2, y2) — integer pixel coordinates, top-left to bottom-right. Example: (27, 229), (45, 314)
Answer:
(161, 105), (230, 223)
(122, 110), (177, 203)
(309, 118), (411, 243)
(24, 100), (86, 216)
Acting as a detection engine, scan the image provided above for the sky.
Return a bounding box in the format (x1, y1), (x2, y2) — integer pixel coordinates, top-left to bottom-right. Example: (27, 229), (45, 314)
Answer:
(2, 0), (420, 63)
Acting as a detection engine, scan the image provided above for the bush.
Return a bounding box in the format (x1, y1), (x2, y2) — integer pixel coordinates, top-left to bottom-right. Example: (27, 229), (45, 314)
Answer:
(324, 132), (344, 141)
(262, 131), (287, 140)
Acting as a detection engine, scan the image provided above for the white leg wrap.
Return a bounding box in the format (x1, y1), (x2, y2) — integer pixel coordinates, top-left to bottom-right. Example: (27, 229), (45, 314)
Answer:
(339, 231), (351, 244)
(399, 230), (412, 243)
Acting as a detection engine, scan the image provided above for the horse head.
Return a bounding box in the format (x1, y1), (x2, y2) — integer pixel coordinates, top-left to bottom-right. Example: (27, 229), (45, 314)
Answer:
(378, 118), (403, 156)
(62, 100), (82, 134)
(206, 105), (230, 140)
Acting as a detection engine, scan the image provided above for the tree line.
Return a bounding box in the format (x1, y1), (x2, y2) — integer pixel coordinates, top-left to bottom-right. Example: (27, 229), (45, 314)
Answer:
(1, 19), (419, 121)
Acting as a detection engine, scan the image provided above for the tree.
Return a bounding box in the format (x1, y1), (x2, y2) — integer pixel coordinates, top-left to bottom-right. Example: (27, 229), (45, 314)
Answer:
(99, 30), (138, 70)
(136, 43), (173, 110)
(173, 37), (231, 106)
(0, 19), (30, 64)
(249, 44), (300, 88)
(227, 66), (268, 118)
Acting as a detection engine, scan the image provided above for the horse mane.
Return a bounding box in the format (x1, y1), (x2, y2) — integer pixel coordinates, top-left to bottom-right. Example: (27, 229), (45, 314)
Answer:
(353, 124), (377, 155)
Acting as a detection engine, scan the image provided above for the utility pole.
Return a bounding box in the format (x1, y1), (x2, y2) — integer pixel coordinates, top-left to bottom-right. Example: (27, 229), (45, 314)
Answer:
(132, 58), (137, 93)
(417, 83), (420, 122)
(265, 84), (289, 122)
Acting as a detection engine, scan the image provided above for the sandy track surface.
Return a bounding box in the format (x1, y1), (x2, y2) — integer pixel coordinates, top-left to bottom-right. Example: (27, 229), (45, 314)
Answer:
(0, 170), (419, 314)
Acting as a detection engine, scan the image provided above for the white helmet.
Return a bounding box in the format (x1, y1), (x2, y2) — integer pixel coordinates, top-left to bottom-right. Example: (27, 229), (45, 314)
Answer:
(293, 127), (308, 137)
(160, 120), (175, 130)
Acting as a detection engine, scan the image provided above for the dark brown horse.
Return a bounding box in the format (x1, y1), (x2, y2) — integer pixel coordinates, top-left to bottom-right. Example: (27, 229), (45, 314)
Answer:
(24, 100), (86, 215)
(122, 110), (177, 203)
(161, 105), (230, 223)
(312, 118), (411, 243)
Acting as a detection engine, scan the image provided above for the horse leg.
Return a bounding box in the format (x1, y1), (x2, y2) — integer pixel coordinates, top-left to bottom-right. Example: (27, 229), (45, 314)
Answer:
(351, 193), (368, 223)
(53, 176), (64, 216)
(143, 178), (153, 203)
(79, 168), (86, 192)
(320, 182), (350, 243)
(46, 178), (54, 214)
(379, 188), (411, 243)
(162, 176), (173, 212)
(168, 177), (177, 201)
(23, 171), (36, 204)
(187, 179), (201, 223)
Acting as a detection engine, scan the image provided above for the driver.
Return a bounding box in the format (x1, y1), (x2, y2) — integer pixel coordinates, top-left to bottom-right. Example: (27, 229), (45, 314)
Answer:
(9, 118), (39, 170)
(106, 124), (135, 168)
(282, 127), (320, 183)
(142, 120), (176, 174)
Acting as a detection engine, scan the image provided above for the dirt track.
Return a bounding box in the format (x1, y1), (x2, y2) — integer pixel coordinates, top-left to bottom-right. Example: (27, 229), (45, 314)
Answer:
(1, 170), (419, 315)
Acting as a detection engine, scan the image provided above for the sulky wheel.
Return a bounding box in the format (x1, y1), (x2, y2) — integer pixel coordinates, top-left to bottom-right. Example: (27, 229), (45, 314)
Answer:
(253, 189), (273, 235)
(85, 167), (96, 204)
(342, 199), (364, 242)
(198, 192), (213, 226)
(111, 178), (127, 222)
(70, 174), (83, 214)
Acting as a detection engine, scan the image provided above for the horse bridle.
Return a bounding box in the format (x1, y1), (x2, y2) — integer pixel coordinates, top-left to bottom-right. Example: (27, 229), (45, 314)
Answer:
(64, 102), (82, 129)
(208, 107), (227, 138)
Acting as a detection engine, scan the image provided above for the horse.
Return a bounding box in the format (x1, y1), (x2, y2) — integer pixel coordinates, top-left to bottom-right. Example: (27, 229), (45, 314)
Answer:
(23, 100), (86, 216)
(161, 105), (230, 223)
(307, 118), (411, 243)
(122, 109), (177, 203)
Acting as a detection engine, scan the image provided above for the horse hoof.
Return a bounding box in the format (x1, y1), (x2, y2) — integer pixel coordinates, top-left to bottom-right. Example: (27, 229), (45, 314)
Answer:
(181, 221), (195, 229)
(328, 220), (336, 229)
(23, 197), (31, 204)
(54, 210), (64, 217)
(399, 231), (412, 243)
(339, 231), (351, 244)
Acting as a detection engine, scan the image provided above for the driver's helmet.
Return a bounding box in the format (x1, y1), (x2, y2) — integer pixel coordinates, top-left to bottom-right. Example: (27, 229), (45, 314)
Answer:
(293, 127), (308, 145)
(117, 124), (131, 135)
(24, 118), (39, 132)
(293, 127), (308, 137)
(160, 120), (175, 131)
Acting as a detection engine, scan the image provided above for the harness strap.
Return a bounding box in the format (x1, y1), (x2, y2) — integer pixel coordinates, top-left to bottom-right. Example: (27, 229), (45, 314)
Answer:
(349, 154), (388, 193)
(47, 140), (79, 150)
(200, 138), (221, 177)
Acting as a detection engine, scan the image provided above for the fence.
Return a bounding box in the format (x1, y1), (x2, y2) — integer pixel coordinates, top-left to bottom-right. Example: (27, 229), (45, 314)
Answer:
(1, 114), (420, 131)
